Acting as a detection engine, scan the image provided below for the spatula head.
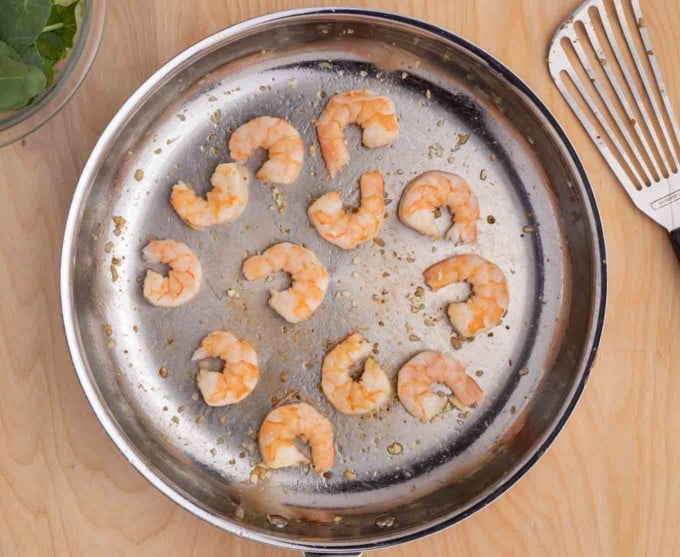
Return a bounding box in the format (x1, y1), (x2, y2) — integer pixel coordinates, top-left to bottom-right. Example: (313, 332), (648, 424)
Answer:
(548, 0), (680, 232)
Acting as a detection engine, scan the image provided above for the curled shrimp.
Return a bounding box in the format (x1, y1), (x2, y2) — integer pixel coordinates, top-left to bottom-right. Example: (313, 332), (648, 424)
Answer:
(398, 171), (480, 243)
(228, 116), (303, 184)
(424, 253), (509, 337)
(316, 90), (398, 178)
(170, 163), (249, 230)
(192, 331), (259, 406)
(242, 242), (329, 323)
(259, 402), (335, 473)
(398, 351), (483, 421)
(308, 170), (385, 249)
(321, 333), (390, 415)
(142, 239), (202, 307)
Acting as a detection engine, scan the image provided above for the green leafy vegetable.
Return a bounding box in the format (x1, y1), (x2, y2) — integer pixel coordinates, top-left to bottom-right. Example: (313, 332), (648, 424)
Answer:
(0, 0), (81, 111)
(0, 40), (47, 111)
(43, 1), (79, 48)
(36, 30), (66, 61)
(19, 44), (53, 84)
(0, 0), (53, 49)
(0, 41), (22, 61)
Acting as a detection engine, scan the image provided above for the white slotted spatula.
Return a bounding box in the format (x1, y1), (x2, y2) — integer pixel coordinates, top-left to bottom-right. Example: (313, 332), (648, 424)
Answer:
(548, 0), (680, 259)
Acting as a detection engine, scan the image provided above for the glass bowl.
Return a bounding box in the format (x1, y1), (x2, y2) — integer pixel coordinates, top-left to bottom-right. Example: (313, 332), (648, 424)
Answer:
(0, 0), (107, 147)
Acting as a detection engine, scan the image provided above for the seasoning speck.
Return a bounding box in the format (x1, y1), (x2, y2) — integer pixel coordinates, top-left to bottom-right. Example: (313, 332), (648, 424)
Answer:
(487, 215), (496, 224)
(425, 89), (431, 99)
(457, 133), (471, 145)
(451, 337), (462, 350)
(272, 187), (287, 213)
(104, 241), (114, 254)
(373, 237), (385, 247)
(134, 169), (144, 182)
(428, 143), (444, 159)
(387, 442), (403, 455)
(110, 265), (119, 282)
(480, 169), (487, 181)
(210, 109), (222, 124)
(475, 369), (484, 377)
(344, 469), (357, 480)
(518, 367), (529, 376)
(112, 215), (127, 236)
(159, 366), (169, 378)
(219, 415), (227, 425)
(103, 324), (113, 337)
(522, 225), (535, 233)
(375, 515), (396, 528)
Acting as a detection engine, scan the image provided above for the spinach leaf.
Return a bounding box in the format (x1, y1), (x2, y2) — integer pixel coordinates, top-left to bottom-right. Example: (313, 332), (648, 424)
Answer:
(0, 0), (53, 49)
(57, 2), (79, 48)
(36, 31), (66, 61)
(0, 40), (47, 110)
(41, 1), (80, 49)
(43, 1), (79, 48)
(19, 44), (54, 84)
(0, 41), (22, 61)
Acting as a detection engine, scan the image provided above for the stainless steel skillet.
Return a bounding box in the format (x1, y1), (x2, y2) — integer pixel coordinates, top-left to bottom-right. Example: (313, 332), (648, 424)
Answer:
(60, 7), (606, 555)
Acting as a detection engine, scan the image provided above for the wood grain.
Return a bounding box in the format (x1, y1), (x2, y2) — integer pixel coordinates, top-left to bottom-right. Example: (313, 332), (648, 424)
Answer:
(0, 1), (678, 555)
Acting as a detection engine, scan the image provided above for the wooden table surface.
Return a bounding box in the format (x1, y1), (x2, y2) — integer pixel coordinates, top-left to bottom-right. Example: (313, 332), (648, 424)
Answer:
(1, 1), (678, 555)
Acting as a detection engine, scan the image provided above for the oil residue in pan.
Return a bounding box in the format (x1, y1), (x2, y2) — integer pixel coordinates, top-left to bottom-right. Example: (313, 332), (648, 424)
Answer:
(76, 35), (567, 517)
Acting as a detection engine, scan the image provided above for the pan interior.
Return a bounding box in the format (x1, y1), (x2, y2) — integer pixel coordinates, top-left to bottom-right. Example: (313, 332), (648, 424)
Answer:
(65, 11), (602, 549)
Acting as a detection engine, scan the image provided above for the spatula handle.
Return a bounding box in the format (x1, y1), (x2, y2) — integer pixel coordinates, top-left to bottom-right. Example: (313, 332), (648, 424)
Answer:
(671, 228), (680, 261)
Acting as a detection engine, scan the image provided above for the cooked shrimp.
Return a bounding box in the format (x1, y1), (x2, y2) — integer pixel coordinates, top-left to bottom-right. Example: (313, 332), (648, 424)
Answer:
(170, 163), (248, 230)
(259, 402), (335, 473)
(398, 171), (480, 243)
(316, 90), (398, 178)
(398, 351), (483, 421)
(308, 170), (385, 249)
(321, 333), (390, 415)
(192, 331), (258, 406)
(242, 242), (329, 323)
(228, 116), (303, 184)
(424, 254), (509, 337)
(142, 240), (202, 307)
